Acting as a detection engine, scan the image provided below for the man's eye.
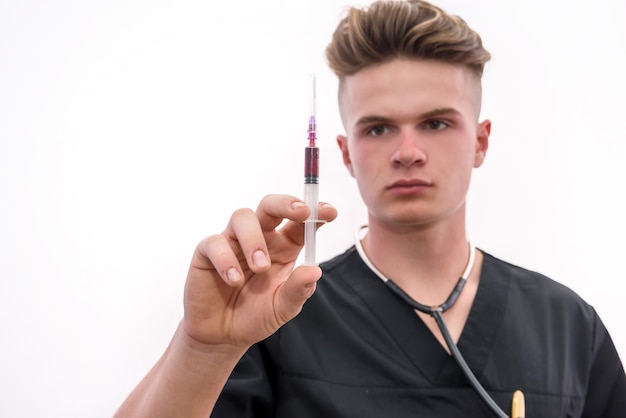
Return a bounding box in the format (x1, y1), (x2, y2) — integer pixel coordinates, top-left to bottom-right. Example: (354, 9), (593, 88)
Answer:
(368, 125), (388, 136)
(426, 120), (448, 130)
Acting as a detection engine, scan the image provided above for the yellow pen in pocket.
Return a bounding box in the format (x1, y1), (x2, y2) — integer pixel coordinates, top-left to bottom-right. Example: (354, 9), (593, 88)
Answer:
(511, 390), (525, 418)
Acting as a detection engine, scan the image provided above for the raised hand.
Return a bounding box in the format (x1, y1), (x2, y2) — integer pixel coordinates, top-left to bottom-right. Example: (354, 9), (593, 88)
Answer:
(182, 194), (337, 349)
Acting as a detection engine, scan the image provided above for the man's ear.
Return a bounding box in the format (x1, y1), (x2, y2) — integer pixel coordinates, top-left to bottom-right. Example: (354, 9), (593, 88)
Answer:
(336, 134), (355, 177)
(474, 120), (491, 168)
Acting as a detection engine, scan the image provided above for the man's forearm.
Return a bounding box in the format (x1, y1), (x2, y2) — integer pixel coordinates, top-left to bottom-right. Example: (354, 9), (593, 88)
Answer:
(114, 321), (248, 418)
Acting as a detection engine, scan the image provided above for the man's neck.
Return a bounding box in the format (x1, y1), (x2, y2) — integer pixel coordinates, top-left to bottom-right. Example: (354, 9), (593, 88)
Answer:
(361, 216), (472, 304)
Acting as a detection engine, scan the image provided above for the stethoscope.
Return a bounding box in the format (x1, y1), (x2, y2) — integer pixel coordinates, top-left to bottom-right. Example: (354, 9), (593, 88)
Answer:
(354, 226), (509, 418)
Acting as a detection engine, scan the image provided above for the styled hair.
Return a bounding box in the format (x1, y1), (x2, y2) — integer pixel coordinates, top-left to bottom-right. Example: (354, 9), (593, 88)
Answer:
(325, 0), (491, 80)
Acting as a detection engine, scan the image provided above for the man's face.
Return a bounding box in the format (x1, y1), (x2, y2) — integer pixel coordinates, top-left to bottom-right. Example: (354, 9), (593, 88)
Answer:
(337, 59), (491, 230)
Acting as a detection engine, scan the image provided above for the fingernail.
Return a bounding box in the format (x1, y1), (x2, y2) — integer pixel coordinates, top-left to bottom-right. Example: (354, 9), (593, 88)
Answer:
(291, 201), (306, 210)
(304, 282), (317, 296)
(226, 267), (241, 283)
(320, 202), (335, 209)
(252, 250), (269, 268)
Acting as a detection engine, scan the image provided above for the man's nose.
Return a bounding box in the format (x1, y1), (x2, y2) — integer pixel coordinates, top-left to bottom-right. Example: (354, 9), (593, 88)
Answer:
(391, 130), (427, 167)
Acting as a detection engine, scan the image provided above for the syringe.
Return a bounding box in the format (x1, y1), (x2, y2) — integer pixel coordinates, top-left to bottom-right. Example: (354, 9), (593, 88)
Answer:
(303, 74), (319, 265)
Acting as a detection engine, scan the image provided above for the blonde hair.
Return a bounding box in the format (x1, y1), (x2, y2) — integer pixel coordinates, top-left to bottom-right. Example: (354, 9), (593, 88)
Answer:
(326, 0), (491, 80)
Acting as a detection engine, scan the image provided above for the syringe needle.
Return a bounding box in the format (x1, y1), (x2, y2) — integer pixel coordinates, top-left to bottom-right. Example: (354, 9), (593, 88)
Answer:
(308, 73), (317, 146)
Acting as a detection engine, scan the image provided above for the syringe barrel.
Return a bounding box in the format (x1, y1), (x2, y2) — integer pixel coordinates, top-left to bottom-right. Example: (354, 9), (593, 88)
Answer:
(304, 146), (319, 184)
(303, 182), (319, 265)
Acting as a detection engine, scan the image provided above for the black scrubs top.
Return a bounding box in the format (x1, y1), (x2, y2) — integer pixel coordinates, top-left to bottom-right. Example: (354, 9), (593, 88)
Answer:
(213, 247), (626, 417)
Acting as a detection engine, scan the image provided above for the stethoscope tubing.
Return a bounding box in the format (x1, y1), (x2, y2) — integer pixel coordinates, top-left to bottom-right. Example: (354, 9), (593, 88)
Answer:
(386, 279), (508, 418)
(354, 226), (508, 417)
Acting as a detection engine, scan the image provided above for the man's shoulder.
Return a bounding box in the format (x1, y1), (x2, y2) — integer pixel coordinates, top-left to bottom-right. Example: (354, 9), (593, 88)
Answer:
(480, 249), (592, 310)
(319, 246), (360, 272)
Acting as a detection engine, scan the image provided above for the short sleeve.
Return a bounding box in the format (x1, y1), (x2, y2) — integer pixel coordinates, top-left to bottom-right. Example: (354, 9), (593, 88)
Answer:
(581, 310), (626, 417)
(211, 343), (275, 418)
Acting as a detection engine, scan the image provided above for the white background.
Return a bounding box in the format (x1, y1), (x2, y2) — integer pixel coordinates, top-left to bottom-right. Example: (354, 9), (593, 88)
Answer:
(1, 0), (625, 416)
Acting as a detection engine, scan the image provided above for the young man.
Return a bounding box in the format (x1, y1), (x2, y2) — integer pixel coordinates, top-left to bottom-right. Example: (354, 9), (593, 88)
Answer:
(116, 1), (626, 416)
